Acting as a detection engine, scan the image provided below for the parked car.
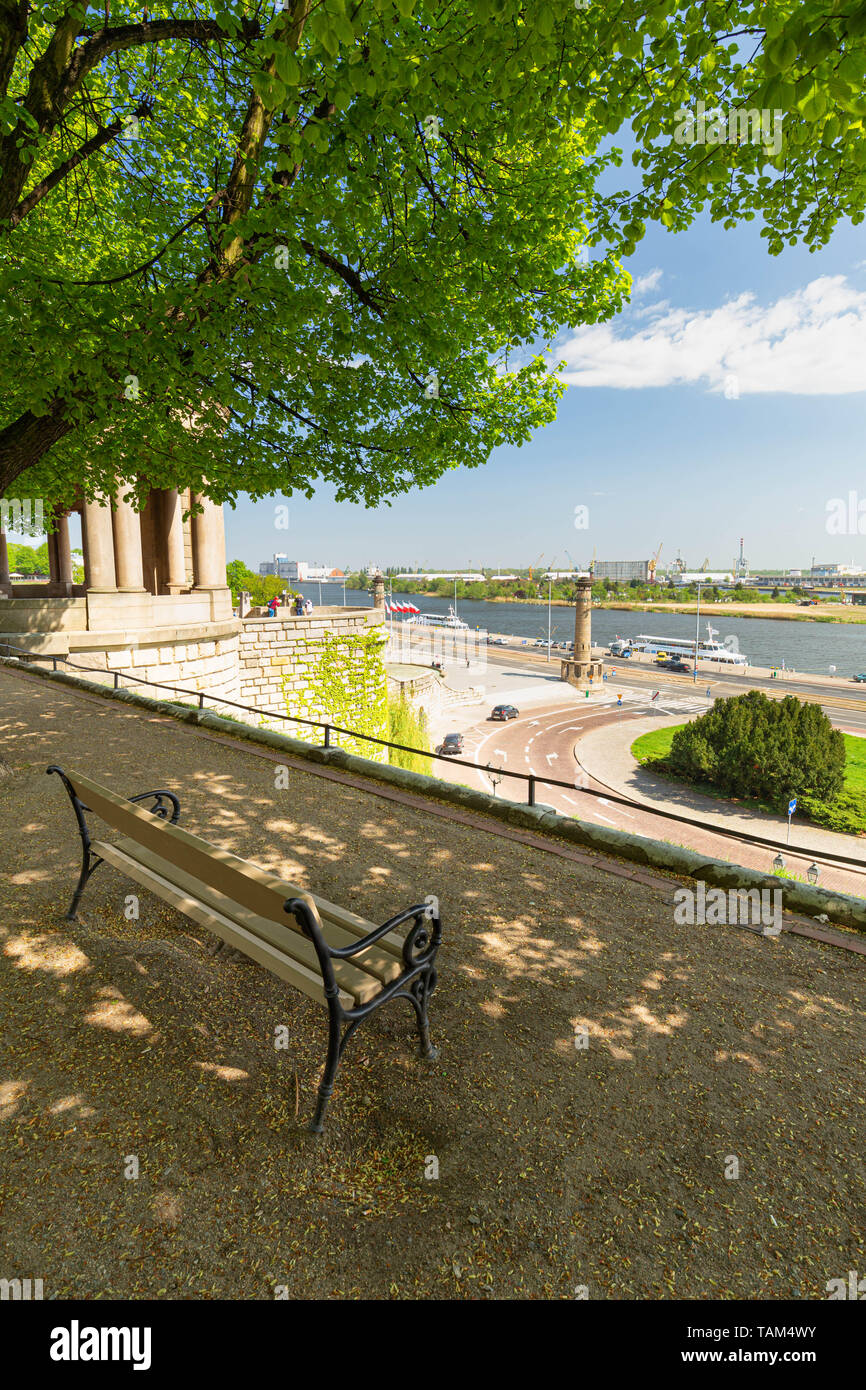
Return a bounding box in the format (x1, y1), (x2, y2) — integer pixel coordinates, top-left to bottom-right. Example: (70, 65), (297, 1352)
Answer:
(491, 704), (519, 721)
(853, 673), (866, 683)
(439, 732), (464, 755)
(654, 651), (669, 663)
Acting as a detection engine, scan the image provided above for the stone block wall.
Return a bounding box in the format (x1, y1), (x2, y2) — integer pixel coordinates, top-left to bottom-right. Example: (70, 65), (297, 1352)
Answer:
(238, 607), (388, 756)
(68, 628), (241, 706)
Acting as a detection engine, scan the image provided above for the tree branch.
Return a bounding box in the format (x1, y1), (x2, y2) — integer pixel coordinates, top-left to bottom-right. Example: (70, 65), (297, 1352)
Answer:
(9, 98), (154, 227)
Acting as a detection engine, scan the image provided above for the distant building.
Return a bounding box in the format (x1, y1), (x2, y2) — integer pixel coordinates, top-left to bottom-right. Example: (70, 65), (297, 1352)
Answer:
(594, 560), (650, 583)
(673, 572), (734, 586)
(395, 572), (486, 582)
(811, 562), (865, 578)
(258, 557), (335, 581)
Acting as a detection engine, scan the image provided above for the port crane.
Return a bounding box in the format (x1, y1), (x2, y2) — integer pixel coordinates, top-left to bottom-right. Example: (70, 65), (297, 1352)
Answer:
(648, 542), (663, 584)
(528, 552), (544, 581)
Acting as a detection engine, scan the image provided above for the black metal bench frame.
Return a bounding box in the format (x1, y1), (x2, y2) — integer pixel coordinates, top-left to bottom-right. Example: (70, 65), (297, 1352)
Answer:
(47, 765), (442, 1133)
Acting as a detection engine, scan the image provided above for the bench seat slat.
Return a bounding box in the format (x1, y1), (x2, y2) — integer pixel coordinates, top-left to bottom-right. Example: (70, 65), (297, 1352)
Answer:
(92, 841), (356, 1008)
(100, 837), (403, 997)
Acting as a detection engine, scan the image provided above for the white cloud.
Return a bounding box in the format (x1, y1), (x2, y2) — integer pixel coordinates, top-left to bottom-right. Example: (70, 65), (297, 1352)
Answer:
(632, 267), (663, 295)
(559, 275), (866, 394)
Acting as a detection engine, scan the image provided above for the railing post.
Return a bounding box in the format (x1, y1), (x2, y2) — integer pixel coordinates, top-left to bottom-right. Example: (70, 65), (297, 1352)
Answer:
(52, 657), (57, 671)
(198, 692), (205, 711)
(324, 723), (331, 748)
(528, 775), (536, 806)
(113, 672), (120, 690)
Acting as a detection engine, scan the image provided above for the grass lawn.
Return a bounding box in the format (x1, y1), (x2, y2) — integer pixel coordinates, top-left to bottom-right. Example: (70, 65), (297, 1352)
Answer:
(631, 725), (866, 833)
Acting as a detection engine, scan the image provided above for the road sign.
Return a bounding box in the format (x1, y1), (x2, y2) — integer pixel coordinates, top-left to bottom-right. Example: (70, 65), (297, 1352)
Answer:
(788, 798), (797, 815)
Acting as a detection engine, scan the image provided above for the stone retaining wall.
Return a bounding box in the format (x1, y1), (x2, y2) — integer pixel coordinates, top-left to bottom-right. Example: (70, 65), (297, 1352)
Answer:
(238, 607), (388, 756)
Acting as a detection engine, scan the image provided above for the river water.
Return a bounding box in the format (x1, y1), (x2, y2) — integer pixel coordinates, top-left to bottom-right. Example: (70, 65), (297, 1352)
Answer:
(295, 584), (866, 678)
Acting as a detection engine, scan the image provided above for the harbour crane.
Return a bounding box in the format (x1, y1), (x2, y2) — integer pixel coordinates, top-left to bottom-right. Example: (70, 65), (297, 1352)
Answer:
(528, 551), (544, 581)
(648, 542), (663, 584)
(700, 557), (710, 572)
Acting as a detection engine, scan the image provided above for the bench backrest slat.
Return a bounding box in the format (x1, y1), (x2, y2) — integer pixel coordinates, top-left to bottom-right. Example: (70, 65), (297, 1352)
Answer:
(67, 771), (321, 934)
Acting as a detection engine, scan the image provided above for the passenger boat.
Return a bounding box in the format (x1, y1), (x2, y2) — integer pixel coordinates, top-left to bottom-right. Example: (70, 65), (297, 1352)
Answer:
(613, 623), (747, 665)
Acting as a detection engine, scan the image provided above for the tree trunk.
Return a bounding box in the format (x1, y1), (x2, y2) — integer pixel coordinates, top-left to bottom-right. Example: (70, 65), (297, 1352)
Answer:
(0, 405), (74, 497)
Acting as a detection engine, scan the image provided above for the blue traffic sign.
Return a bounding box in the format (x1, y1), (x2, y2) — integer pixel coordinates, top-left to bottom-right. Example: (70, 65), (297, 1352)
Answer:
(788, 798), (797, 815)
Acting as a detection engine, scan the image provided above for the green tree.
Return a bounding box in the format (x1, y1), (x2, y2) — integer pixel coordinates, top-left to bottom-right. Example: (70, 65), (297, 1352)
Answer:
(3, 2), (864, 516)
(668, 692), (845, 809)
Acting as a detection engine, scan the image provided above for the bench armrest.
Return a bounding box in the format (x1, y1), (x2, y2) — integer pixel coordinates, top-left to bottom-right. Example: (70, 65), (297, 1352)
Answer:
(127, 790), (181, 824)
(286, 896), (441, 974)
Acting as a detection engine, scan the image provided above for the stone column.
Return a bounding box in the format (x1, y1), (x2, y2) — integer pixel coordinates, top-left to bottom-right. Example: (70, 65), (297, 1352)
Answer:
(46, 530), (60, 584)
(112, 492), (145, 592)
(163, 488), (188, 593)
(0, 530), (12, 596)
(82, 497), (117, 591)
(191, 493), (227, 589)
(372, 572), (385, 610)
(573, 574), (592, 667)
(56, 513), (74, 588)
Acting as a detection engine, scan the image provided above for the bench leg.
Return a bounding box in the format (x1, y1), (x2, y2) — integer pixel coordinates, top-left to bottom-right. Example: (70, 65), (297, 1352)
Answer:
(309, 1004), (344, 1135)
(66, 850), (100, 921)
(411, 966), (440, 1062)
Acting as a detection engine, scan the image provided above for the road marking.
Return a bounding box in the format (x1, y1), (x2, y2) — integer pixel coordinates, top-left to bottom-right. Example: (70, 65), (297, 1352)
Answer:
(546, 752), (558, 765)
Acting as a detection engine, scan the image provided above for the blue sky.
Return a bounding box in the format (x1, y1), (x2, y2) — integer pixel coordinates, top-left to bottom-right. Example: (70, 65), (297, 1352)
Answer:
(9, 205), (863, 577)
(227, 210), (866, 575)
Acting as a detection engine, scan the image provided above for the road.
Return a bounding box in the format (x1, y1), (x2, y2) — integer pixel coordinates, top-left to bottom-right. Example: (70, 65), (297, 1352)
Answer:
(426, 647), (866, 898)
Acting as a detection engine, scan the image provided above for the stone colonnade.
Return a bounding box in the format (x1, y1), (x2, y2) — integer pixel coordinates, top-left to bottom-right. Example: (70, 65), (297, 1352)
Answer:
(0, 488), (226, 597)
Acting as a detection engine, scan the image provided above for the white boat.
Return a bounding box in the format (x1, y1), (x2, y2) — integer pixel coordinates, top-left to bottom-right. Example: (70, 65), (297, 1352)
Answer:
(625, 624), (747, 665)
(406, 605), (469, 631)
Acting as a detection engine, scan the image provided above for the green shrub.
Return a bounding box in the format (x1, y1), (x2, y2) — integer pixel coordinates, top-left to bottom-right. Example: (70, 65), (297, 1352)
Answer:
(799, 790), (866, 834)
(667, 691), (845, 811)
(387, 697), (431, 774)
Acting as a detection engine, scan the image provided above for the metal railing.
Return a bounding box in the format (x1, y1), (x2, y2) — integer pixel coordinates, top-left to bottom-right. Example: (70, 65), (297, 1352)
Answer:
(2, 641), (865, 879)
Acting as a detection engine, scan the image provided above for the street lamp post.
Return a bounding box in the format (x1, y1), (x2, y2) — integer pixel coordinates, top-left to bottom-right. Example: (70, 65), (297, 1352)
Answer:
(693, 580), (704, 683)
(547, 572), (553, 661)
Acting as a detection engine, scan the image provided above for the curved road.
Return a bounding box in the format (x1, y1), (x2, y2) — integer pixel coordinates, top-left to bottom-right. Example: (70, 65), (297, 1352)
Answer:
(433, 674), (866, 899)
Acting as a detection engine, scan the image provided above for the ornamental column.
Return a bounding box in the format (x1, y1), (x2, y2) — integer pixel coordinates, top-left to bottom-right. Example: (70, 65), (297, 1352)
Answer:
(82, 496), (117, 590)
(163, 488), (188, 593)
(56, 513), (74, 589)
(191, 493), (227, 589)
(112, 492), (145, 592)
(0, 530), (11, 596)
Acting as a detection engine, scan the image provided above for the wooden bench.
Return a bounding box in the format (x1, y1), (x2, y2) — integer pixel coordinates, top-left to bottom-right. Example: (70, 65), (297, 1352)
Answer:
(47, 765), (441, 1132)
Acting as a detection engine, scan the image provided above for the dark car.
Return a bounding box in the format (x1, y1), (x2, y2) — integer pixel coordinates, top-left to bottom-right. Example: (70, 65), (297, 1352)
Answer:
(439, 732), (464, 755)
(854, 673), (866, 683)
(665, 659), (691, 673)
(491, 704), (519, 720)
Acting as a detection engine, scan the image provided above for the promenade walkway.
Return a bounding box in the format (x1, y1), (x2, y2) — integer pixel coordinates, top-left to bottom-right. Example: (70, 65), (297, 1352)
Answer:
(0, 664), (862, 1300)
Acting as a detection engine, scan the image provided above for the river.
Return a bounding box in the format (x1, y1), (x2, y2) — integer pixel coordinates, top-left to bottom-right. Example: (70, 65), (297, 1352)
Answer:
(294, 584), (866, 678)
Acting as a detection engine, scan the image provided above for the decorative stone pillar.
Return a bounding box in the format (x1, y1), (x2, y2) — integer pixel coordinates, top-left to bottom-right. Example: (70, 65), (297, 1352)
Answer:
(191, 493), (227, 589)
(112, 492), (146, 592)
(372, 572), (385, 610)
(0, 530), (12, 596)
(163, 488), (188, 594)
(561, 574), (602, 688)
(82, 497), (117, 591)
(56, 513), (74, 588)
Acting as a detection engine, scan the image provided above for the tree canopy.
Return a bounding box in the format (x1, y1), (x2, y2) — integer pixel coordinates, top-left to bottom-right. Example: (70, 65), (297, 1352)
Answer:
(1, 1), (864, 518)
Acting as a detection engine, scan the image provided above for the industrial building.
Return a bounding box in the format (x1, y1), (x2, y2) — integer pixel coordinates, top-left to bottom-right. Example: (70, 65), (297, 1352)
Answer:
(593, 559), (650, 583)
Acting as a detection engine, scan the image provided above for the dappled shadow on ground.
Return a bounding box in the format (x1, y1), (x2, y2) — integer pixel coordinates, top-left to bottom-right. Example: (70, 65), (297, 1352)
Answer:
(0, 670), (862, 1300)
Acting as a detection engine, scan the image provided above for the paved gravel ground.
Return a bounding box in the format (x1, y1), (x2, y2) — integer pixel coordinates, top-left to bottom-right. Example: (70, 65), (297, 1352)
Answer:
(0, 667), (863, 1300)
